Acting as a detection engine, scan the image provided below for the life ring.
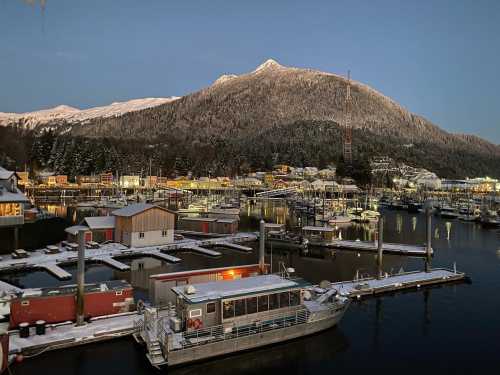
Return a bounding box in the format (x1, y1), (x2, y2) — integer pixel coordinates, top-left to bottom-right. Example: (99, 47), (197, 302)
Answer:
(193, 318), (203, 330)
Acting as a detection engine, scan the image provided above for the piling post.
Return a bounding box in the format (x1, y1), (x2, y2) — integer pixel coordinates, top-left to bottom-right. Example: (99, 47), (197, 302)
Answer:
(13, 226), (19, 250)
(259, 219), (266, 274)
(425, 207), (432, 272)
(377, 215), (384, 279)
(76, 229), (86, 326)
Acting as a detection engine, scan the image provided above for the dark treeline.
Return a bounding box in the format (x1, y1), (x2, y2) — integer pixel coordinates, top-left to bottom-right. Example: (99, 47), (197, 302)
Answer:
(0, 121), (499, 186)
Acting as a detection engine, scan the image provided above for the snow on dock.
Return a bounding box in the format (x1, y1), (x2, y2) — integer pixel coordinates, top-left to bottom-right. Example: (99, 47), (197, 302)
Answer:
(213, 242), (253, 252)
(0, 233), (257, 279)
(182, 245), (222, 257)
(39, 263), (72, 280)
(0, 280), (23, 295)
(322, 240), (431, 256)
(96, 257), (131, 271)
(9, 312), (143, 356)
(332, 268), (465, 298)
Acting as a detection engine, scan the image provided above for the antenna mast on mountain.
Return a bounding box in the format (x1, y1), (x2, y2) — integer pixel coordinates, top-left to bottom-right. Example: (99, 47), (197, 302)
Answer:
(343, 70), (353, 165)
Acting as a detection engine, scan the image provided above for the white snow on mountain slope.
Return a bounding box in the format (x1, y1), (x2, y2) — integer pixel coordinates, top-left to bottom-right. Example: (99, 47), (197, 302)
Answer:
(0, 97), (180, 127)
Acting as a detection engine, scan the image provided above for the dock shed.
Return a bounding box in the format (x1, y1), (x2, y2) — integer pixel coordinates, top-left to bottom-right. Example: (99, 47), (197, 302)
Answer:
(112, 203), (175, 248)
(83, 216), (115, 243)
(177, 217), (238, 234)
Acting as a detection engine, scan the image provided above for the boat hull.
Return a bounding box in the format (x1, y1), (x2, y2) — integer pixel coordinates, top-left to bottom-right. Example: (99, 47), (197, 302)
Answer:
(165, 308), (346, 366)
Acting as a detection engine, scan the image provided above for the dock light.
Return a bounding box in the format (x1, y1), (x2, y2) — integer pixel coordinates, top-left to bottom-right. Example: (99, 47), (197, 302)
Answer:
(228, 270), (235, 277)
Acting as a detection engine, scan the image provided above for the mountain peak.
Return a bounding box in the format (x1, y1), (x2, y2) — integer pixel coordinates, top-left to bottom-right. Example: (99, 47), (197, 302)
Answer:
(253, 58), (282, 73)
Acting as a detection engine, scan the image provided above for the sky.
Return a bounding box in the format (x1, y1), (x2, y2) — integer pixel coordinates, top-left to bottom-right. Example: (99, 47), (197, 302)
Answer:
(0, 0), (499, 143)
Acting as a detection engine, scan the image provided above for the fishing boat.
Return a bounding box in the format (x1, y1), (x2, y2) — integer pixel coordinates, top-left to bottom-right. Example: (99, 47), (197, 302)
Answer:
(479, 210), (500, 228)
(438, 205), (459, 219)
(135, 272), (350, 368)
(458, 206), (480, 222)
(266, 230), (309, 251)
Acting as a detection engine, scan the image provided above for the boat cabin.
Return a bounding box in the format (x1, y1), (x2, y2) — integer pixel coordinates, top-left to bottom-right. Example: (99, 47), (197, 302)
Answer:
(171, 274), (307, 332)
(301, 226), (335, 242)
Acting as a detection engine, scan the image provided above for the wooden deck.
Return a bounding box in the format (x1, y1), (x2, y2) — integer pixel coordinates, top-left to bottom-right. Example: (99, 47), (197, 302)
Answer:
(318, 240), (432, 257)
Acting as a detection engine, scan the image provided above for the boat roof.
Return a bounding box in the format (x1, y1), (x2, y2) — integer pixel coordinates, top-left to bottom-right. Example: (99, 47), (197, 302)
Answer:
(172, 274), (308, 304)
(301, 226), (334, 232)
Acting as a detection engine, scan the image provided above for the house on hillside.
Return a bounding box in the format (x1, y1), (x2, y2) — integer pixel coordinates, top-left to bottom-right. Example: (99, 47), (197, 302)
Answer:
(112, 203), (176, 247)
(0, 167), (29, 228)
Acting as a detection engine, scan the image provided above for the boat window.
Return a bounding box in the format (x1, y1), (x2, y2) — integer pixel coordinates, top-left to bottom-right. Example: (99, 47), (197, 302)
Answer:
(258, 295), (268, 312)
(246, 297), (257, 314)
(189, 309), (202, 318)
(269, 293), (279, 310)
(290, 290), (300, 306)
(234, 299), (246, 317)
(206, 302), (216, 314)
(279, 292), (289, 308)
(223, 300), (235, 319)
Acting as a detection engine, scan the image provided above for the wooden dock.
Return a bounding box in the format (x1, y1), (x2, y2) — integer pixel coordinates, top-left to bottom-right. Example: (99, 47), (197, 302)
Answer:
(323, 240), (432, 257)
(182, 245), (222, 257)
(331, 268), (465, 298)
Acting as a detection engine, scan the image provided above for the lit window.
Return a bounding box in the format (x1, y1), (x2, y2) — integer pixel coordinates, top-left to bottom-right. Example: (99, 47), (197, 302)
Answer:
(139, 232), (145, 239)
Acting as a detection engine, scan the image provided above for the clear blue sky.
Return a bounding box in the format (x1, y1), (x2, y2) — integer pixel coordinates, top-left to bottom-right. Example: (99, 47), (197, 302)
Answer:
(1, 0), (499, 143)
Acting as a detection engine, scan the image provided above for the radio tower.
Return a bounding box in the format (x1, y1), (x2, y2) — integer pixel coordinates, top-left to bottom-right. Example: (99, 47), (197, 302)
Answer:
(343, 70), (353, 165)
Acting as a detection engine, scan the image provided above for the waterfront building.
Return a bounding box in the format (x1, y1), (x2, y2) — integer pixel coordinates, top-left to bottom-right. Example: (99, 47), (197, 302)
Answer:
(119, 175), (141, 188)
(112, 203), (175, 247)
(0, 167), (29, 227)
(15, 171), (30, 187)
(76, 175), (100, 186)
(100, 172), (114, 186)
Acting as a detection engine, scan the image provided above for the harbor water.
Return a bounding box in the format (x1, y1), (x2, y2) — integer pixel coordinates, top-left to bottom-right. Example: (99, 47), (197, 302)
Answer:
(4, 201), (500, 374)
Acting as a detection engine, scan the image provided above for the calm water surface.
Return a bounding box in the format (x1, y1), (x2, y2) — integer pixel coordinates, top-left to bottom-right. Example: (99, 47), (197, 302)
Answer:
(5, 201), (500, 374)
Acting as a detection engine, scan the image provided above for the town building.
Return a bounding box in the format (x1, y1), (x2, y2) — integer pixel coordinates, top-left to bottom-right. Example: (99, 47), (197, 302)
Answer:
(0, 167), (29, 228)
(119, 175), (141, 189)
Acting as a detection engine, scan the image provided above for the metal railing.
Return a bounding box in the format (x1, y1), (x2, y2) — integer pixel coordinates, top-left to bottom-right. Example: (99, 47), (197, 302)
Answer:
(174, 308), (310, 351)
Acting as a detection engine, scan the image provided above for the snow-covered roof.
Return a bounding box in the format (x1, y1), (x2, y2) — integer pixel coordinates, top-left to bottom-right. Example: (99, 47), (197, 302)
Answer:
(65, 225), (89, 235)
(112, 203), (154, 217)
(0, 186), (29, 203)
(84, 216), (116, 229)
(171, 274), (300, 303)
(302, 226), (334, 232)
(112, 203), (175, 217)
(0, 167), (16, 180)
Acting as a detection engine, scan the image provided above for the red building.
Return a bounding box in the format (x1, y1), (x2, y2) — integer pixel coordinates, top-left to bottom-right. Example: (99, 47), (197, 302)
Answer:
(10, 281), (133, 327)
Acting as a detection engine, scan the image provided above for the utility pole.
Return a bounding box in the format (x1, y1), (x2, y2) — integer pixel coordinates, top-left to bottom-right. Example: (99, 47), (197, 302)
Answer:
(76, 229), (86, 326)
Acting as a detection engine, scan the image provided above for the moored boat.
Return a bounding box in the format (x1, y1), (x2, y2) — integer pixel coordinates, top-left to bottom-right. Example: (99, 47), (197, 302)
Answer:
(135, 273), (350, 367)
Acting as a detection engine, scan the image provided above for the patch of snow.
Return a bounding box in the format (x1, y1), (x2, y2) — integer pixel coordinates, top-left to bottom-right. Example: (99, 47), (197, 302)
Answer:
(0, 97), (181, 128)
(213, 74), (238, 85)
(253, 58), (283, 73)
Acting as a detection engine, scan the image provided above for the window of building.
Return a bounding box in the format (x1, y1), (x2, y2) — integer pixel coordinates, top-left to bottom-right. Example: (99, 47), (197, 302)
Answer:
(234, 299), (246, 317)
(162, 230), (168, 237)
(246, 297), (257, 314)
(115, 290), (123, 296)
(269, 293), (279, 310)
(223, 300), (235, 319)
(21, 300), (30, 306)
(258, 295), (268, 312)
(206, 302), (216, 314)
(290, 290), (301, 306)
(138, 262), (144, 270)
(279, 292), (290, 308)
(139, 232), (145, 239)
(189, 309), (202, 318)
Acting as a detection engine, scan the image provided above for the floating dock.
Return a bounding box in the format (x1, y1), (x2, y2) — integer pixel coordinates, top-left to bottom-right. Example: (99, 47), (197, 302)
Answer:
(0, 233), (257, 280)
(332, 268), (465, 298)
(9, 312), (142, 357)
(324, 240), (431, 256)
